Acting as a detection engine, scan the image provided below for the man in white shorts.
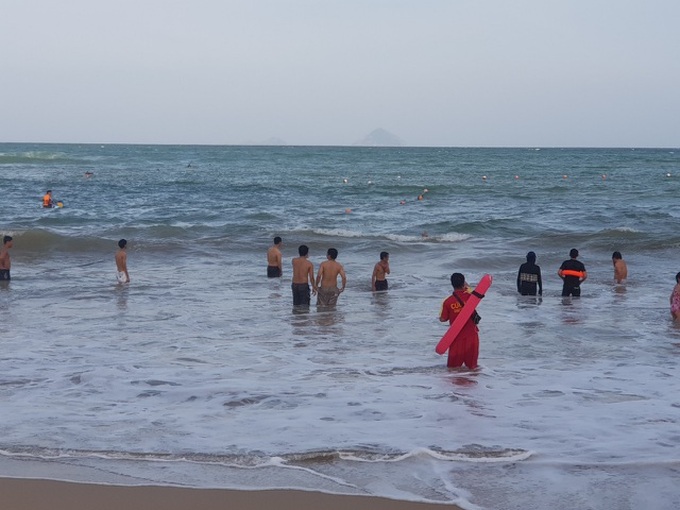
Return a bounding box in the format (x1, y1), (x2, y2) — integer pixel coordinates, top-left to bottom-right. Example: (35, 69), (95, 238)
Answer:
(116, 239), (130, 283)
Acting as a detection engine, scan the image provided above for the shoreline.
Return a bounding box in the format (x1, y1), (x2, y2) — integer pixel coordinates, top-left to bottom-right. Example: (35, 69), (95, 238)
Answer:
(0, 477), (464, 510)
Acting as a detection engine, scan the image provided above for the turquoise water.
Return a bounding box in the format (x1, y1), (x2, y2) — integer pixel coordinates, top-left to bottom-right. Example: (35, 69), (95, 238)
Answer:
(1, 144), (680, 510)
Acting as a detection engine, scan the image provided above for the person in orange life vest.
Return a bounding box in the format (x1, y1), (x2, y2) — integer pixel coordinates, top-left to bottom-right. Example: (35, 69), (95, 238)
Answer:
(439, 272), (479, 369)
(43, 190), (54, 208)
(558, 248), (587, 297)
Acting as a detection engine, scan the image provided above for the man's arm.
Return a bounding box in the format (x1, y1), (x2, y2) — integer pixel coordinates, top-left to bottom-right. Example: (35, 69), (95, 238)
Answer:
(307, 263), (317, 295)
(439, 300), (449, 322)
(537, 268), (543, 295)
(315, 263), (324, 287)
(371, 264), (378, 291)
(580, 270), (587, 283)
(339, 265), (347, 292)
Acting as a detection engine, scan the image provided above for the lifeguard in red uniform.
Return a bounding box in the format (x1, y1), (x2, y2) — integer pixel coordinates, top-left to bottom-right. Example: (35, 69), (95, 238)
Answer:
(439, 273), (479, 369)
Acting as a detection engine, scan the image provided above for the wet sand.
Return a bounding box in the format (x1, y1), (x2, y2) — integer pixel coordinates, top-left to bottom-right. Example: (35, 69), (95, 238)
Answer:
(0, 477), (464, 510)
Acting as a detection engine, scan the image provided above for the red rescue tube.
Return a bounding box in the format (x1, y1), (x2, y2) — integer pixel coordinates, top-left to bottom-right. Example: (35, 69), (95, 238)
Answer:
(561, 270), (584, 278)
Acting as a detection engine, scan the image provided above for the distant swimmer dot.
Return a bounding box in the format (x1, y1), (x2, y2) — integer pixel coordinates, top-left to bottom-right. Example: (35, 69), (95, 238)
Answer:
(602, 174), (607, 180)
(563, 175), (568, 179)
(667, 173), (672, 177)
(367, 180), (373, 185)
(423, 188), (429, 193)
(343, 178), (348, 183)
(482, 176), (487, 180)
(345, 208), (352, 214)
(399, 200), (406, 205)
(515, 175), (519, 179)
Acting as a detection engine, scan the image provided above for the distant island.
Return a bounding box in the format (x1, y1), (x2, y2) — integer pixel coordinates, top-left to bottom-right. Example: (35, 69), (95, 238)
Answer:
(243, 137), (287, 146)
(240, 129), (404, 147)
(353, 128), (404, 147)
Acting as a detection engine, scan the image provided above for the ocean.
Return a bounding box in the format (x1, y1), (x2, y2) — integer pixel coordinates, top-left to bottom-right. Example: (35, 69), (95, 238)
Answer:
(1, 144), (679, 510)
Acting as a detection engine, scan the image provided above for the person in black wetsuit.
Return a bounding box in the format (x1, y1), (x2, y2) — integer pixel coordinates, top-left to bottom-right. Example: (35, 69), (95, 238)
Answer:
(558, 248), (587, 297)
(517, 251), (542, 296)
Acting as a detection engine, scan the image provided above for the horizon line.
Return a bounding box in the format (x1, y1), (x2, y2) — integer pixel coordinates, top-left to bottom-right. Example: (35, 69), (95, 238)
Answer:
(1, 141), (678, 150)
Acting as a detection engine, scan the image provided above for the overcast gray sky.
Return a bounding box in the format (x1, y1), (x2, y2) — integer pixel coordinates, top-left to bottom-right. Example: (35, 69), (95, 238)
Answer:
(2, 1), (679, 147)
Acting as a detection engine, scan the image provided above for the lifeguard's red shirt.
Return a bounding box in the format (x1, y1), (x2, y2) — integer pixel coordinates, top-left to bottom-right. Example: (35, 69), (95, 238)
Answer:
(440, 290), (472, 325)
(439, 289), (479, 369)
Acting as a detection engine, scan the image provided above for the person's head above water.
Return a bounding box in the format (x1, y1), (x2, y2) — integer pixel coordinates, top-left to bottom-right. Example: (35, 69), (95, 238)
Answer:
(118, 239), (127, 249)
(298, 245), (309, 256)
(450, 272), (465, 289)
(274, 236), (282, 245)
(327, 248), (338, 260)
(569, 248), (579, 259)
(526, 251), (536, 263)
(612, 251), (622, 260)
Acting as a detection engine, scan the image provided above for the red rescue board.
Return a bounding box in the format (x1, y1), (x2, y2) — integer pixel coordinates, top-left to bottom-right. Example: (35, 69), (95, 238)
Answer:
(435, 274), (492, 355)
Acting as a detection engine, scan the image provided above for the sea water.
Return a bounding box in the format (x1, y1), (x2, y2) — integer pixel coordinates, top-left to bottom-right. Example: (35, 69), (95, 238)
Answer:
(1, 144), (679, 510)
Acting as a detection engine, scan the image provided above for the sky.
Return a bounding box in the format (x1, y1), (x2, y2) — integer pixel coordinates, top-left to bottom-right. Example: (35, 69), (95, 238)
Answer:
(1, 1), (679, 147)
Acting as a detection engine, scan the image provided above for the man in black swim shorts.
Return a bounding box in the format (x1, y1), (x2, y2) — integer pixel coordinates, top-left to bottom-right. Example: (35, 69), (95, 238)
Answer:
(291, 245), (317, 306)
(558, 248), (587, 297)
(0, 236), (13, 281)
(371, 251), (390, 292)
(266, 236), (283, 278)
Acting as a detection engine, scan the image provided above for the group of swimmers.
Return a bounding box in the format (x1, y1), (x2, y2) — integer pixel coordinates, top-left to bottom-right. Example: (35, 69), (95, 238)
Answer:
(267, 236), (389, 307)
(3, 232), (680, 373)
(517, 248), (628, 297)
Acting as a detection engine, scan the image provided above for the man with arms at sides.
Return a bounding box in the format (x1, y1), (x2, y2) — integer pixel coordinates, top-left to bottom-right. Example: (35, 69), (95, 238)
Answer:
(116, 239), (130, 284)
(315, 248), (346, 307)
(517, 251), (542, 296)
(612, 251), (628, 284)
(267, 236), (283, 278)
(558, 248), (587, 297)
(0, 236), (13, 282)
(371, 251), (390, 291)
(291, 245), (317, 306)
(439, 272), (479, 369)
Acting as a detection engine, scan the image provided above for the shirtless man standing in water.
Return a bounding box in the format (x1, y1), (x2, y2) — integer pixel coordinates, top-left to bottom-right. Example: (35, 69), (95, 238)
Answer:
(116, 239), (130, 284)
(267, 236), (283, 278)
(0, 236), (13, 282)
(291, 245), (317, 306)
(371, 251), (390, 291)
(612, 251), (628, 284)
(316, 248), (346, 307)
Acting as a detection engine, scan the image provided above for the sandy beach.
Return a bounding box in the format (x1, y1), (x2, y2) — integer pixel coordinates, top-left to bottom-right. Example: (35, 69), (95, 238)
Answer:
(0, 478), (464, 510)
